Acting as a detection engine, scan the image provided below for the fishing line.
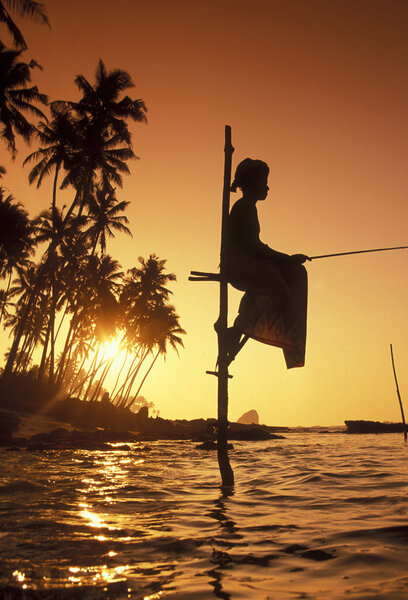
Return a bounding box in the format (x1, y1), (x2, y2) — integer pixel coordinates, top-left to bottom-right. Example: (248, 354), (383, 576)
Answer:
(309, 245), (408, 260)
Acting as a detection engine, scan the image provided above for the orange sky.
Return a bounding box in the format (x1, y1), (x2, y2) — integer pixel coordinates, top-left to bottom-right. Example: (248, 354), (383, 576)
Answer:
(3, 0), (408, 426)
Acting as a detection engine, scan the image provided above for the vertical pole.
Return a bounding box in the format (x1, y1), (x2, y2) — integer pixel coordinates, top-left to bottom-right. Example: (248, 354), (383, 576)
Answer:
(217, 125), (234, 486)
(390, 344), (407, 442)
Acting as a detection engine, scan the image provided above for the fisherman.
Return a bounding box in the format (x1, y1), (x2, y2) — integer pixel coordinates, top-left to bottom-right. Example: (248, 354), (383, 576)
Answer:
(224, 158), (309, 366)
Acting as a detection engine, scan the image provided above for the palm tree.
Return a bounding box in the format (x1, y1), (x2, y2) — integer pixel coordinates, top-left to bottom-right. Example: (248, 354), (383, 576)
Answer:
(0, 287), (13, 325)
(0, 187), (34, 278)
(0, 188), (34, 330)
(55, 59), (147, 145)
(57, 253), (122, 397)
(24, 106), (80, 217)
(86, 187), (131, 255)
(0, 41), (47, 157)
(115, 255), (183, 408)
(4, 262), (45, 359)
(87, 254), (123, 342)
(126, 304), (185, 409)
(122, 254), (176, 310)
(32, 206), (90, 383)
(52, 59), (147, 205)
(0, 0), (49, 49)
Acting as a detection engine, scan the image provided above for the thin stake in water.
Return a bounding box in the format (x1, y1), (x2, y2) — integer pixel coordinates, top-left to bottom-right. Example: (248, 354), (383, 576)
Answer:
(390, 343), (407, 442)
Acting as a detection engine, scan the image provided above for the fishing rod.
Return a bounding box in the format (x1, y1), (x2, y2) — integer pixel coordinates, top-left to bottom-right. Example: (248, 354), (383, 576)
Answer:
(310, 245), (408, 261)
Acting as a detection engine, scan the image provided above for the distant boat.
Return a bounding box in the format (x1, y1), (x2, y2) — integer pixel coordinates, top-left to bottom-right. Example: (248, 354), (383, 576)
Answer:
(345, 420), (404, 434)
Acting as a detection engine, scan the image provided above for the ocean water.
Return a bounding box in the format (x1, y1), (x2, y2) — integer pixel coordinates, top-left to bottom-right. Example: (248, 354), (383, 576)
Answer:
(1, 433), (408, 599)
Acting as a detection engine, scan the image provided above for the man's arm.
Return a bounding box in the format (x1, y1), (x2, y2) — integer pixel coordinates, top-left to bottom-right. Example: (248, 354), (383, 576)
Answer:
(256, 243), (310, 264)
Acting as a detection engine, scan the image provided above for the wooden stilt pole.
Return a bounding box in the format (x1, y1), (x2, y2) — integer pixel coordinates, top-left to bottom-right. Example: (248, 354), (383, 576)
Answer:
(390, 344), (407, 442)
(217, 125), (235, 487)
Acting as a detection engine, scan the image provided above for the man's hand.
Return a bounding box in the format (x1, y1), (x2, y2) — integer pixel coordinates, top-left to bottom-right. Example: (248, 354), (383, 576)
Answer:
(290, 254), (310, 263)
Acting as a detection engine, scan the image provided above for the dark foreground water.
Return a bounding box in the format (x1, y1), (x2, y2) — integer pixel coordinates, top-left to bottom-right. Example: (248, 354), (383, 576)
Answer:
(1, 433), (408, 599)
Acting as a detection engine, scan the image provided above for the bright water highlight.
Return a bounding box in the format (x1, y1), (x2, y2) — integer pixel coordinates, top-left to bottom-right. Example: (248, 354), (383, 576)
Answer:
(1, 433), (408, 599)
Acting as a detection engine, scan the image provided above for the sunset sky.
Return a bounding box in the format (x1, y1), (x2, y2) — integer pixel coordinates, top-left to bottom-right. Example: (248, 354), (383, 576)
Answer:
(3, 0), (408, 426)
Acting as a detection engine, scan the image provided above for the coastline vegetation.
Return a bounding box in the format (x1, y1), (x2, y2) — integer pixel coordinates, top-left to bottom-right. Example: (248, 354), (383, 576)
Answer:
(0, 2), (185, 418)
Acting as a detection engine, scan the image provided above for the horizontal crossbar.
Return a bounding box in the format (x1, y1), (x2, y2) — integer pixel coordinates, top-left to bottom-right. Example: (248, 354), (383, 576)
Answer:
(190, 270), (219, 277)
(189, 275), (220, 282)
(189, 270), (221, 282)
(206, 370), (233, 379)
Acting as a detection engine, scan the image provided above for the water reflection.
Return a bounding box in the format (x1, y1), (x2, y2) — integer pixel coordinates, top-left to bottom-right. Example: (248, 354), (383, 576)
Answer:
(3, 436), (408, 597)
(63, 446), (178, 592)
(206, 488), (238, 599)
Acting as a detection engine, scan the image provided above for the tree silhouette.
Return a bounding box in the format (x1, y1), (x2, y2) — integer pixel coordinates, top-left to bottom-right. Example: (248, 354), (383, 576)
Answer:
(0, 41), (47, 157)
(126, 303), (185, 409)
(116, 255), (183, 408)
(0, 55), (184, 409)
(52, 59), (147, 211)
(24, 107), (80, 217)
(0, 187), (34, 278)
(0, 187), (34, 327)
(5, 59), (146, 376)
(86, 187), (131, 255)
(0, 0), (49, 49)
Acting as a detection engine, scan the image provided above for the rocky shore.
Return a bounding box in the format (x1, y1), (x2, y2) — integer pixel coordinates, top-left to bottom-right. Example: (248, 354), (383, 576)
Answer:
(0, 395), (285, 451)
(344, 419), (405, 434)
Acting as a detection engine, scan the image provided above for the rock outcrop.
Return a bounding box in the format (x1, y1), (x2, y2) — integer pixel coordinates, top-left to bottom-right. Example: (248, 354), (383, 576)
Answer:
(237, 409), (259, 425)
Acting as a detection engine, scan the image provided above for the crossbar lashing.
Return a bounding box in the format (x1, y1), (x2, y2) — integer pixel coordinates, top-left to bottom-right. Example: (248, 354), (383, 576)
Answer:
(206, 370), (233, 379)
(189, 270), (220, 282)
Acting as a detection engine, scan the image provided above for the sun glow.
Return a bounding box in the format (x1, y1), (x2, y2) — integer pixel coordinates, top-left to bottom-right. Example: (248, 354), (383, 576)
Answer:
(100, 338), (122, 361)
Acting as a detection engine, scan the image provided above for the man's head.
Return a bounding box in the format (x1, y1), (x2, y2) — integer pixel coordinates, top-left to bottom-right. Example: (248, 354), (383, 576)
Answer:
(231, 158), (269, 200)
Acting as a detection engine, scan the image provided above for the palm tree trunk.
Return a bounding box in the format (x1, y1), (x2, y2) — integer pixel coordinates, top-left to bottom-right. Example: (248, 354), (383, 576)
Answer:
(55, 315), (76, 385)
(45, 161), (61, 386)
(91, 235), (99, 257)
(22, 337), (36, 372)
(15, 330), (31, 372)
(60, 332), (80, 388)
(89, 358), (113, 402)
(5, 255), (53, 376)
(47, 281), (57, 385)
(111, 353), (138, 405)
(4, 299), (33, 375)
(52, 162), (60, 216)
(0, 271), (12, 326)
(110, 346), (128, 399)
(126, 350), (160, 410)
(37, 316), (52, 381)
(66, 348), (96, 396)
(54, 302), (68, 346)
(62, 188), (81, 224)
(111, 352), (144, 406)
(82, 346), (102, 401)
(120, 348), (150, 408)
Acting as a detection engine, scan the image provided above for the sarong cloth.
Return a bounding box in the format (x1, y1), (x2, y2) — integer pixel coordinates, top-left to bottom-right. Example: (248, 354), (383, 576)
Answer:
(226, 196), (308, 368)
(226, 247), (308, 369)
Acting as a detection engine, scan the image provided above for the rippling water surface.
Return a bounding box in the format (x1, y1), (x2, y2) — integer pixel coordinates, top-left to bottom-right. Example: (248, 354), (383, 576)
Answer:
(1, 433), (408, 599)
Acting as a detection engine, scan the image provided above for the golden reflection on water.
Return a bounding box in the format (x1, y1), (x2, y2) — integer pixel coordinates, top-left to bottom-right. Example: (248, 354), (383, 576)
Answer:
(58, 450), (159, 591)
(67, 564), (131, 585)
(80, 508), (105, 528)
(12, 570), (28, 589)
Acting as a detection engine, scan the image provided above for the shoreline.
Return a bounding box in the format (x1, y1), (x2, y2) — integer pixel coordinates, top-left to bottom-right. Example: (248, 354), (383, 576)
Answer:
(1, 390), (403, 451)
